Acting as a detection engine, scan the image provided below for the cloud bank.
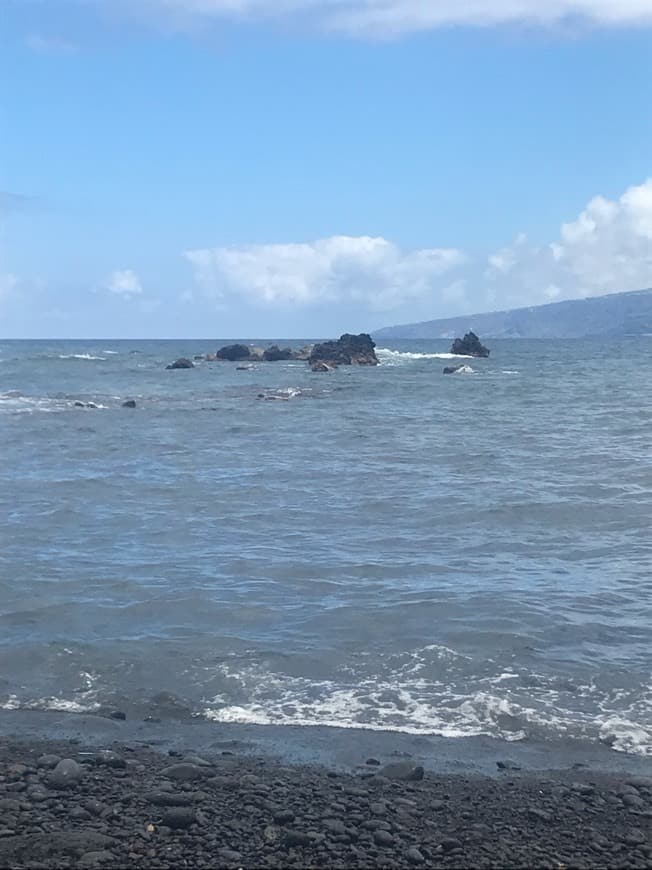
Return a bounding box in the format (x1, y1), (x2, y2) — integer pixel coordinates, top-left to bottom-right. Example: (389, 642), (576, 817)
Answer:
(186, 179), (652, 319)
(141, 0), (652, 36)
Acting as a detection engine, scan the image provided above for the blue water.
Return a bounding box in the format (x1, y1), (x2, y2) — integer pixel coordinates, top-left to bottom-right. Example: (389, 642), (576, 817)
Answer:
(1, 338), (651, 755)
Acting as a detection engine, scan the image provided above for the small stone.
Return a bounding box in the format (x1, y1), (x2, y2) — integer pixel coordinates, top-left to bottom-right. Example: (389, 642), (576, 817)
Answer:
(366, 758), (381, 766)
(497, 760), (521, 771)
(528, 808), (552, 823)
(378, 762), (424, 782)
(83, 799), (108, 817)
(623, 794), (645, 809)
(407, 846), (425, 865)
(373, 830), (394, 847)
(441, 837), (462, 853)
(323, 819), (346, 835)
(273, 810), (295, 825)
(77, 851), (115, 867)
(219, 849), (243, 866)
(370, 801), (387, 816)
(94, 750), (126, 769)
(626, 777), (652, 790)
(161, 807), (196, 829)
(284, 830), (312, 847)
(160, 763), (206, 782)
(121, 401), (136, 409)
(36, 755), (61, 770)
(69, 807), (93, 821)
(571, 783), (595, 796)
(624, 829), (646, 846)
(0, 799), (21, 812)
(47, 758), (83, 789)
(145, 792), (193, 807)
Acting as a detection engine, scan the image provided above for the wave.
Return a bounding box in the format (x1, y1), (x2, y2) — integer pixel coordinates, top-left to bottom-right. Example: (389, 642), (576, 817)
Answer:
(198, 648), (652, 756)
(58, 353), (106, 361)
(376, 348), (473, 364)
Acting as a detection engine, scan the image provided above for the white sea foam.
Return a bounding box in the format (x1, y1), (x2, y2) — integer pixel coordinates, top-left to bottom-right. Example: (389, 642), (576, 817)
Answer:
(200, 651), (652, 755)
(58, 353), (106, 361)
(376, 348), (473, 364)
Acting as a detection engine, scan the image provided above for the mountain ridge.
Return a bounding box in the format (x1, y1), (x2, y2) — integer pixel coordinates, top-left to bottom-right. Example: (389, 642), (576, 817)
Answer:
(373, 288), (652, 340)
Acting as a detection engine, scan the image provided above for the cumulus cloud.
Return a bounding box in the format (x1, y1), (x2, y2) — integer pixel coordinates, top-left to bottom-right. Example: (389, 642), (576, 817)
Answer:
(186, 179), (652, 319)
(105, 269), (143, 296)
(131, 0), (652, 36)
(185, 236), (464, 311)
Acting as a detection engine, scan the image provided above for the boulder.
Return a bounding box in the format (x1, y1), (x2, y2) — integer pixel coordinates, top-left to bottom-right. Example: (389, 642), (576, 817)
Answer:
(292, 345), (314, 360)
(443, 364), (474, 375)
(121, 399), (136, 408)
(263, 345), (294, 362)
(309, 333), (378, 367)
(450, 331), (490, 357)
(166, 358), (194, 370)
(215, 344), (252, 361)
(310, 361), (337, 372)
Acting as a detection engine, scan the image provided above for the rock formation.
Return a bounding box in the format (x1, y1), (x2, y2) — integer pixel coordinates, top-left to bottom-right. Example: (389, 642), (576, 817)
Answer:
(450, 332), (490, 357)
(215, 344), (252, 361)
(309, 333), (378, 367)
(166, 358), (194, 370)
(262, 345), (294, 362)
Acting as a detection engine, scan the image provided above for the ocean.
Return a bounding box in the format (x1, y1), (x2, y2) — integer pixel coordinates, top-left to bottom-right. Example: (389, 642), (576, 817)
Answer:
(1, 338), (651, 758)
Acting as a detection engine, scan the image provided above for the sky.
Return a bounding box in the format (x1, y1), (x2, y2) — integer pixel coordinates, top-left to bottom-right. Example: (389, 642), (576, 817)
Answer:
(1, 0), (652, 338)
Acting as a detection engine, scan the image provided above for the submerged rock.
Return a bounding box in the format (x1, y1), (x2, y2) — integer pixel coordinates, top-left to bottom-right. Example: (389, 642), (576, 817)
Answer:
(310, 361), (337, 372)
(443, 364), (475, 375)
(121, 400), (136, 408)
(166, 358), (194, 370)
(450, 331), (490, 357)
(309, 333), (378, 367)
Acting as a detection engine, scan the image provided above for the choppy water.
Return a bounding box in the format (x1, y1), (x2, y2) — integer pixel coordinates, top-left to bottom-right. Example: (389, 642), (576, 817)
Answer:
(1, 338), (651, 756)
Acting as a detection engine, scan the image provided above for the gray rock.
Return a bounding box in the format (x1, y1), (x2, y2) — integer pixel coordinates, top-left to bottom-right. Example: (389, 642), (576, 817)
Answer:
(373, 830), (394, 847)
(77, 851), (115, 867)
(370, 801), (388, 816)
(323, 819), (347, 835)
(145, 792), (194, 807)
(121, 400), (136, 408)
(182, 754), (213, 768)
(160, 763), (206, 782)
(441, 837), (462, 853)
(273, 810), (296, 825)
(284, 830), (312, 847)
(166, 358), (194, 370)
(528, 808), (552, 823)
(622, 793), (645, 809)
(626, 776), (652, 790)
(407, 846), (425, 865)
(36, 754), (61, 769)
(0, 799), (20, 812)
(0, 832), (116, 861)
(624, 829), (646, 846)
(94, 750), (126, 769)
(219, 849), (243, 867)
(497, 760), (521, 770)
(69, 807), (92, 821)
(378, 761), (424, 782)
(160, 807), (196, 829)
(47, 758), (83, 789)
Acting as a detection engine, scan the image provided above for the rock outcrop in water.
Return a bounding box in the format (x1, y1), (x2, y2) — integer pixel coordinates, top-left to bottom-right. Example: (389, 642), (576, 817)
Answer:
(263, 345), (294, 362)
(450, 332), (490, 357)
(443, 364), (475, 375)
(308, 333), (379, 368)
(215, 344), (252, 362)
(166, 358), (194, 370)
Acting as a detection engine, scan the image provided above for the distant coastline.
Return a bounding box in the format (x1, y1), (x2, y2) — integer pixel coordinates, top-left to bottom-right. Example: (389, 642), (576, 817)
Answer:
(373, 287), (652, 340)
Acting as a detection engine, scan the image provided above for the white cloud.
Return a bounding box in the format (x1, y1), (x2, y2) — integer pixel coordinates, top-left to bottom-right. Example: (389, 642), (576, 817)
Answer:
(185, 236), (464, 311)
(105, 269), (143, 296)
(132, 0), (652, 36)
(186, 179), (652, 319)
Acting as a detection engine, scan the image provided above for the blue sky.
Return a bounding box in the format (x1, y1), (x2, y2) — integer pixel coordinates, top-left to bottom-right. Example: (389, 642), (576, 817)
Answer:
(1, 1), (652, 338)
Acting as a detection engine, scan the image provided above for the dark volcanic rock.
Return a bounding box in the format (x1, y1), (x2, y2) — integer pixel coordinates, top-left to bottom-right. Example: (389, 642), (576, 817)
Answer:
(450, 331), (490, 357)
(47, 758), (83, 789)
(160, 807), (196, 829)
(166, 357), (194, 369)
(309, 333), (378, 367)
(443, 364), (464, 374)
(160, 762), (207, 782)
(263, 345), (294, 361)
(121, 400), (136, 408)
(378, 761), (424, 782)
(215, 344), (252, 361)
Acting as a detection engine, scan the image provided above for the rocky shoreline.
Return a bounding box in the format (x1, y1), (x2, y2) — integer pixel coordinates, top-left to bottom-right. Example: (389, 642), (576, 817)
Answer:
(0, 732), (650, 869)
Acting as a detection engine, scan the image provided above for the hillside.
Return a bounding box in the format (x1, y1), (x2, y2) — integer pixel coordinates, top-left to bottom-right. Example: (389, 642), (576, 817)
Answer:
(373, 288), (652, 340)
